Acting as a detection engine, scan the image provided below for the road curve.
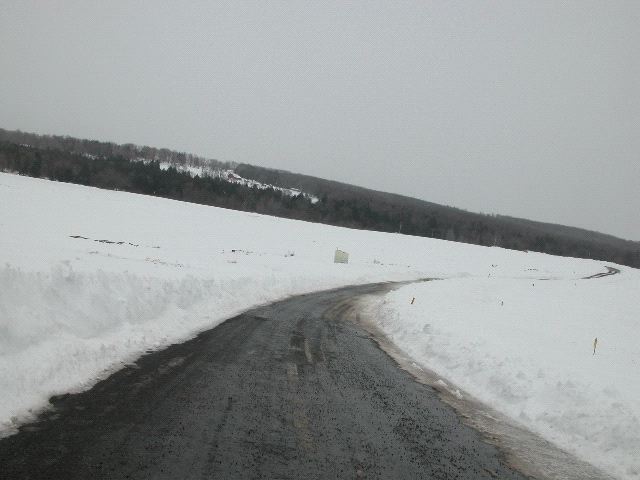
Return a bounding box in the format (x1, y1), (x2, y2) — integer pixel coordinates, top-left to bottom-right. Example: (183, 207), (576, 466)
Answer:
(582, 266), (621, 279)
(0, 282), (528, 479)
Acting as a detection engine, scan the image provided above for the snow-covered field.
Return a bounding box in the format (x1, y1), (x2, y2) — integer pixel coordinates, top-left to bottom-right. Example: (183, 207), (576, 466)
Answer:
(1, 172), (637, 479)
(365, 266), (640, 479)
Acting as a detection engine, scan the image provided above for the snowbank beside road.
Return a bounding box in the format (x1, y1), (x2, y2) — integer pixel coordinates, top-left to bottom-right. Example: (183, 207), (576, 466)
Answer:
(365, 271), (640, 479)
(0, 265), (397, 430)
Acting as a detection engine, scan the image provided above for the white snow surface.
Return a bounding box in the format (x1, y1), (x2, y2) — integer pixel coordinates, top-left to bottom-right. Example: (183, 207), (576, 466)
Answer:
(0, 172), (637, 479)
(364, 268), (640, 479)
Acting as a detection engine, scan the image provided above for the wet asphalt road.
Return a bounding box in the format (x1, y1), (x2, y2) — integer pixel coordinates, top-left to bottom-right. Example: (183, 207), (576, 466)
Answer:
(0, 282), (529, 479)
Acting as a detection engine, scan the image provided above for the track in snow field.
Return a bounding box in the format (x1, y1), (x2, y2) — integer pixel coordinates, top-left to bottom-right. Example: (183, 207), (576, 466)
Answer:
(1, 282), (529, 479)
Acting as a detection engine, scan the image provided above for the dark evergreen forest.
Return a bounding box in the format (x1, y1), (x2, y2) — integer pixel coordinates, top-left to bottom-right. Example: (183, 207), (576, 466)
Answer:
(1, 128), (638, 269)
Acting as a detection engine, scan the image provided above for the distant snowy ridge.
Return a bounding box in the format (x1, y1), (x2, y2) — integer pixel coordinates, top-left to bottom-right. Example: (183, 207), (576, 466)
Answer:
(155, 161), (320, 203)
(76, 149), (320, 203)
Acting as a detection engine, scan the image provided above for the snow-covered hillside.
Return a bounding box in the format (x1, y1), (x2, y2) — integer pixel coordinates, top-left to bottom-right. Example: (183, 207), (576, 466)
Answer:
(1, 172), (637, 478)
(156, 161), (320, 203)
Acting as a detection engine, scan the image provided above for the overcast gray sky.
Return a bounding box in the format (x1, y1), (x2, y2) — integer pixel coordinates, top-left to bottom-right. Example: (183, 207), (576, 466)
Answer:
(1, 1), (638, 240)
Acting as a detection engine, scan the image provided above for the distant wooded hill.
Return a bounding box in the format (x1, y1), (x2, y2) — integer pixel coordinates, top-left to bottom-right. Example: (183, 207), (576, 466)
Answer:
(1, 127), (638, 268)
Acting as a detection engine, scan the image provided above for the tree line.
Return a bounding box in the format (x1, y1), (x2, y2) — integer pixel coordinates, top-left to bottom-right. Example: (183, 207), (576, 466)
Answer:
(1, 128), (638, 269)
(0, 142), (312, 215)
(0, 128), (233, 171)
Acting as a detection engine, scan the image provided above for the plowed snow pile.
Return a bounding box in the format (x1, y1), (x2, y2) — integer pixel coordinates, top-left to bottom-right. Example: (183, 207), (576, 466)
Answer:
(365, 267), (640, 479)
(1, 172), (637, 479)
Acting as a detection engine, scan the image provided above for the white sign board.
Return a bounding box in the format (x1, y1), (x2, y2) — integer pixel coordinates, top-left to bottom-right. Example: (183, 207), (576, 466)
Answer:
(334, 249), (349, 264)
